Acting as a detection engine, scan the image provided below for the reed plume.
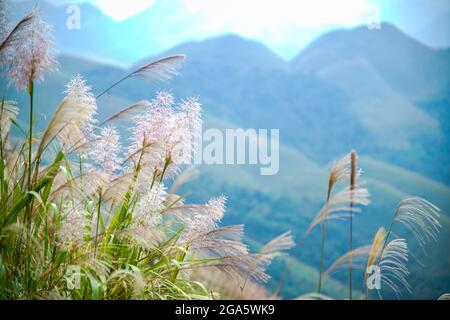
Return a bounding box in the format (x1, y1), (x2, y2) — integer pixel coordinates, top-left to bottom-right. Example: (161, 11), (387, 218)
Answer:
(364, 227), (386, 281)
(169, 166), (199, 194)
(81, 125), (123, 173)
(131, 55), (186, 80)
(295, 292), (334, 300)
(360, 227), (386, 298)
(438, 293), (450, 300)
(127, 91), (201, 178)
(96, 55), (186, 98)
(260, 231), (295, 258)
(0, 100), (18, 142)
(377, 238), (411, 297)
(239, 231), (295, 290)
(37, 74), (97, 160)
(348, 149), (357, 299)
(0, 1), (8, 41)
(393, 197), (441, 250)
(98, 100), (150, 126)
(324, 245), (371, 276)
(304, 187), (370, 237)
(1, 6), (57, 89)
(316, 151), (358, 294)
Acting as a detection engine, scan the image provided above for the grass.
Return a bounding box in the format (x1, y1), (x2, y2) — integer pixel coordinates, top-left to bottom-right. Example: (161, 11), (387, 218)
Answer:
(0, 6), (296, 300)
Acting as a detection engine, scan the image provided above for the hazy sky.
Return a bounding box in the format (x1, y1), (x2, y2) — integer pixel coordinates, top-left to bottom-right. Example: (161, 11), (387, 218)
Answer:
(44, 0), (450, 60)
(54, 0), (449, 54)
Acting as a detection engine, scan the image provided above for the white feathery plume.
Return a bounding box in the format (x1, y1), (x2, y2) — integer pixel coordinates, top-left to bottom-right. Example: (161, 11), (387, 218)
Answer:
(295, 293), (334, 300)
(0, 100), (18, 142)
(393, 197), (441, 250)
(364, 227), (386, 281)
(125, 182), (167, 247)
(189, 224), (247, 258)
(0, 7), (34, 51)
(99, 100), (150, 126)
(2, 7), (58, 89)
(164, 193), (185, 208)
(325, 245), (372, 276)
(304, 187), (370, 237)
(327, 151), (361, 199)
(240, 231), (295, 287)
(219, 252), (271, 285)
(171, 196), (227, 243)
(168, 196), (271, 282)
(177, 97), (202, 162)
(82, 125), (122, 173)
(169, 166), (199, 194)
(96, 55), (186, 98)
(260, 231), (295, 258)
(378, 238), (411, 297)
(130, 55), (186, 81)
(127, 223), (165, 248)
(187, 226), (292, 285)
(192, 225), (270, 284)
(50, 168), (109, 202)
(102, 173), (134, 204)
(128, 91), (177, 174)
(134, 182), (167, 229)
(38, 74), (97, 156)
(0, 1), (8, 42)
(438, 293), (450, 300)
(57, 202), (90, 246)
(128, 91), (201, 178)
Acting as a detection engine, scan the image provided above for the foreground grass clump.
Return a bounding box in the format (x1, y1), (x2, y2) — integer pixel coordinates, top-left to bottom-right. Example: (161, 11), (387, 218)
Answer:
(0, 6), (293, 299)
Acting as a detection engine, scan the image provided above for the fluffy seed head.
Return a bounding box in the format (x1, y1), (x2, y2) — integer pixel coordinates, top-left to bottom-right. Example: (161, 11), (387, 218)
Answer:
(394, 197), (441, 250)
(305, 187), (370, 237)
(128, 91), (202, 177)
(325, 245), (372, 276)
(130, 55), (186, 81)
(378, 238), (411, 297)
(57, 203), (89, 246)
(39, 74), (97, 156)
(2, 7), (58, 89)
(327, 151), (361, 200)
(134, 182), (167, 229)
(83, 126), (122, 173)
(365, 227), (386, 280)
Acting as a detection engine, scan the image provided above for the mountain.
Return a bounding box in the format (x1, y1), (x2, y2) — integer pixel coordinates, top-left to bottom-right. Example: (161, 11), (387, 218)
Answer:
(2, 20), (449, 298)
(290, 23), (450, 181)
(129, 24), (450, 184)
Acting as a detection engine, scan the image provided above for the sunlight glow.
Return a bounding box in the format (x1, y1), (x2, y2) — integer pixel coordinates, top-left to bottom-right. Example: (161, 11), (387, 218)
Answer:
(93, 0), (156, 21)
